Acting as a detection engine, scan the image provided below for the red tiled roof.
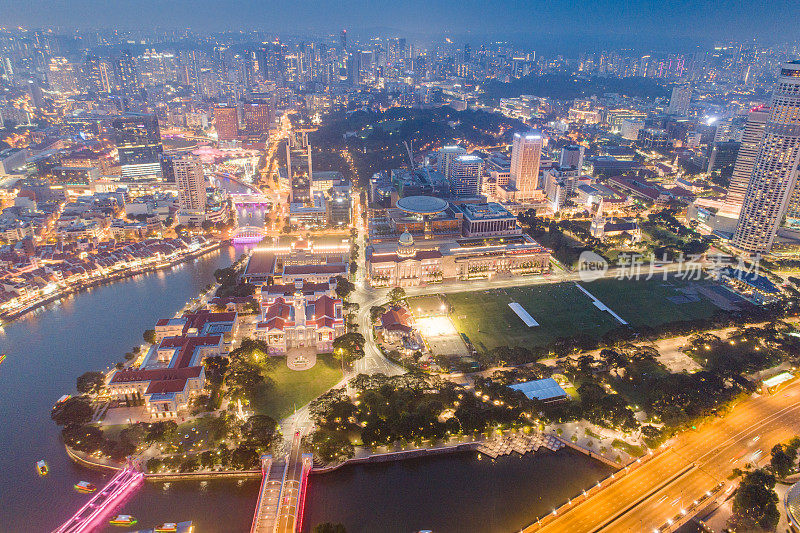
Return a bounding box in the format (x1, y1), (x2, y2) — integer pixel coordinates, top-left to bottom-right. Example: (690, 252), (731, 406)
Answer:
(110, 365), (202, 384)
(157, 335), (221, 368)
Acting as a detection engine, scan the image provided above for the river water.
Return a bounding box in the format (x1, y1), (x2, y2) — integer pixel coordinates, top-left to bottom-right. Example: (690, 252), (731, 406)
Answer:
(0, 241), (615, 533)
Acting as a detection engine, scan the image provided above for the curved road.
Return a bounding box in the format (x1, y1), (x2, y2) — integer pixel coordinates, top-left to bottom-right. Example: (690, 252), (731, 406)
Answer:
(527, 381), (800, 533)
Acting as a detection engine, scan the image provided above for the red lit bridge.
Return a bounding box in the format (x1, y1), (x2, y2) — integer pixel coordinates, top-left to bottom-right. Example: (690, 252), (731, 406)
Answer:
(251, 430), (313, 533)
(53, 464), (144, 533)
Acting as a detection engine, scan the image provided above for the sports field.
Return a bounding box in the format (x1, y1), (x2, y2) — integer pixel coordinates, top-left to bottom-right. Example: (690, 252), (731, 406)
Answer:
(423, 277), (731, 353)
(439, 283), (619, 352)
(584, 277), (730, 327)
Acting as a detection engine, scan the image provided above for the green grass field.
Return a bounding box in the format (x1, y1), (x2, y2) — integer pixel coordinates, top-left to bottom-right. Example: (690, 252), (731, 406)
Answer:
(252, 354), (343, 420)
(584, 277), (722, 327)
(432, 277), (726, 353)
(440, 284), (620, 352)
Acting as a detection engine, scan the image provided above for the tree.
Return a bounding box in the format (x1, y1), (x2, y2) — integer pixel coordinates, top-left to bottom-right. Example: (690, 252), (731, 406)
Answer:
(119, 424), (148, 450)
(62, 424), (104, 453)
(332, 332), (366, 363)
(76, 371), (106, 394)
(226, 359), (269, 401)
(387, 287), (406, 304)
(143, 329), (157, 344)
(313, 524), (347, 533)
(307, 430), (355, 463)
(51, 396), (93, 427)
(334, 275), (356, 299)
(370, 305), (387, 322)
(599, 349), (626, 375)
(204, 355), (230, 386)
(728, 469), (780, 532)
(770, 444), (794, 479)
(350, 261), (358, 275)
(241, 415), (278, 448)
(230, 445), (259, 469)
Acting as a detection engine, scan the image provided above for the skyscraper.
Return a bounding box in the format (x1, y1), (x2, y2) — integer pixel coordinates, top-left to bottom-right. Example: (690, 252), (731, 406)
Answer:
(174, 156), (206, 213)
(242, 102), (272, 135)
(668, 84), (692, 115)
(84, 55), (112, 94)
(112, 113), (163, 179)
(510, 133), (543, 200)
(449, 155), (483, 197)
(214, 104), (239, 141)
(559, 145), (585, 170)
(339, 30), (347, 51)
(437, 145), (467, 177)
(722, 106), (769, 217)
(732, 62), (800, 254)
(114, 50), (141, 97)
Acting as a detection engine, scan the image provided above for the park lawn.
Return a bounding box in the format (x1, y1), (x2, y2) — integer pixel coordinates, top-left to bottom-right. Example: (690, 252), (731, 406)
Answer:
(440, 283), (620, 352)
(581, 277), (722, 328)
(252, 354), (343, 421)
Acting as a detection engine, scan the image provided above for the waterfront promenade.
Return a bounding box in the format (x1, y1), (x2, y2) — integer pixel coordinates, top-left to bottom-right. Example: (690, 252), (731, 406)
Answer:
(0, 239), (222, 324)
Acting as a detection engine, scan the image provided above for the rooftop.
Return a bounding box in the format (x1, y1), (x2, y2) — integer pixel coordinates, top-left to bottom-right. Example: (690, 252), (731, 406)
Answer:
(396, 195), (449, 215)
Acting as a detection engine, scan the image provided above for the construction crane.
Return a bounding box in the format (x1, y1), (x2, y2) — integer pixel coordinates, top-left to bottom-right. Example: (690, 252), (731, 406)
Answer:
(403, 140), (415, 171)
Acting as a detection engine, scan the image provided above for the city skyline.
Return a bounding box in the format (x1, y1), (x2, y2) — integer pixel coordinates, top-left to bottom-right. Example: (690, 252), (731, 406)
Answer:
(2, 0), (800, 48)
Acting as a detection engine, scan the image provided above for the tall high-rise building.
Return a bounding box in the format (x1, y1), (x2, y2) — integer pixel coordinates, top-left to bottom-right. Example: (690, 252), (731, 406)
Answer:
(722, 106), (769, 217)
(339, 30), (347, 51)
(706, 141), (740, 178)
(214, 104), (239, 141)
(732, 62), (800, 254)
(84, 55), (112, 94)
(668, 84), (692, 115)
(449, 155), (483, 197)
(114, 50), (141, 97)
(174, 156), (206, 213)
(437, 145), (467, 177)
(559, 145), (585, 169)
(112, 113), (163, 179)
(510, 133), (543, 200)
(242, 102), (272, 135)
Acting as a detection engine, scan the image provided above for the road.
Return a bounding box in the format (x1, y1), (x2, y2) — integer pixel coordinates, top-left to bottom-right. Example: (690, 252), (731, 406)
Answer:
(528, 380), (800, 533)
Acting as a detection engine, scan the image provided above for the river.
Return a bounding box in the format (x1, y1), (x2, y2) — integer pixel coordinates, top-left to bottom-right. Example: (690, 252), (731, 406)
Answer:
(0, 240), (616, 533)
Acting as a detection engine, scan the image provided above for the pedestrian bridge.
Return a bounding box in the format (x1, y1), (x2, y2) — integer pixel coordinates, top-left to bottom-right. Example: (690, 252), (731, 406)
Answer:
(232, 193), (272, 208)
(53, 464), (144, 533)
(233, 225), (266, 244)
(251, 431), (313, 533)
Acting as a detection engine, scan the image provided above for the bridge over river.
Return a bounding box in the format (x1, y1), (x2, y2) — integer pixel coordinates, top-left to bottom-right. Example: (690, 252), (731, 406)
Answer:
(53, 464), (144, 533)
(251, 430), (313, 533)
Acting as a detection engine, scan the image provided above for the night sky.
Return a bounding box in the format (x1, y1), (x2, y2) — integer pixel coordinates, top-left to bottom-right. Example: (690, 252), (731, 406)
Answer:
(2, 0), (799, 45)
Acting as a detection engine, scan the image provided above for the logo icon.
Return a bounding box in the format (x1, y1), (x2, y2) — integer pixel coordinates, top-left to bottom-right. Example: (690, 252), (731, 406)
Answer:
(578, 251), (608, 282)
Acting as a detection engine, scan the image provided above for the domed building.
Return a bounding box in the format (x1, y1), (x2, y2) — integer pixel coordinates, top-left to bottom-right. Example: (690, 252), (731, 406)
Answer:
(367, 232), (444, 287)
(397, 231), (416, 258)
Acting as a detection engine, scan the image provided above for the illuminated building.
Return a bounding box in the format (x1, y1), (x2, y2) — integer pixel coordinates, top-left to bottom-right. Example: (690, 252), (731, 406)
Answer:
(721, 106), (769, 217)
(214, 104), (239, 141)
(449, 155), (483, 198)
(733, 61), (800, 254)
(510, 133), (543, 200)
(174, 156), (206, 215)
(242, 102), (272, 135)
(667, 84), (692, 115)
(437, 145), (467, 177)
(112, 113), (163, 179)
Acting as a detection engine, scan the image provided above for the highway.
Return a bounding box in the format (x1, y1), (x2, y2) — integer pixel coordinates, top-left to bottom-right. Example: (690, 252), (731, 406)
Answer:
(527, 380), (800, 533)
